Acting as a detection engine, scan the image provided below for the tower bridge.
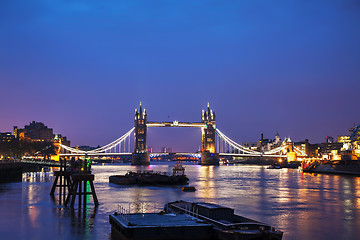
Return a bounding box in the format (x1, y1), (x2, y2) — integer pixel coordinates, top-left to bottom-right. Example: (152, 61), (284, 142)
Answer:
(131, 103), (218, 165)
(59, 103), (306, 165)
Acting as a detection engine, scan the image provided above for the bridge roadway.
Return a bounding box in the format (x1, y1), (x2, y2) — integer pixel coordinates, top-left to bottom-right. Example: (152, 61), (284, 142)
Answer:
(146, 121), (205, 128)
(59, 152), (286, 158)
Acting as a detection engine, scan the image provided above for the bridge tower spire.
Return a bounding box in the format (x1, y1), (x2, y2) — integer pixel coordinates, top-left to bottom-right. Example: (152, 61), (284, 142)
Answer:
(201, 103), (219, 165)
(131, 102), (150, 165)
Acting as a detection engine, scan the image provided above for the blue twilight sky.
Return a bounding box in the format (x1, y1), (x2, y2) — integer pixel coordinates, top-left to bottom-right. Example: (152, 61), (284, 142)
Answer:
(0, 0), (359, 152)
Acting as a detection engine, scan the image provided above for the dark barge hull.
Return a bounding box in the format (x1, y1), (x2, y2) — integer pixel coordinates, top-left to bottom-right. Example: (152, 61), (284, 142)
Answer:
(109, 174), (189, 185)
(216, 229), (282, 240)
(164, 201), (283, 240)
(109, 213), (214, 240)
(302, 163), (360, 176)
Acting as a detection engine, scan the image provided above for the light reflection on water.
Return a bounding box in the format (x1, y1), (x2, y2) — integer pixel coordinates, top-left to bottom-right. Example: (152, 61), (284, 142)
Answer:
(0, 163), (359, 240)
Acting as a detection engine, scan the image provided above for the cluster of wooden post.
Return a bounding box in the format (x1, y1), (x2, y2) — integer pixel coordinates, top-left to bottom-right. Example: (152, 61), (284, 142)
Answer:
(50, 157), (99, 208)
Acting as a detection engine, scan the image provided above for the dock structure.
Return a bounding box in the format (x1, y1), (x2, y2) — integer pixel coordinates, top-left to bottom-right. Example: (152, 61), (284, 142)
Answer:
(66, 173), (99, 207)
(50, 158), (72, 203)
(50, 157), (99, 208)
(65, 158), (99, 208)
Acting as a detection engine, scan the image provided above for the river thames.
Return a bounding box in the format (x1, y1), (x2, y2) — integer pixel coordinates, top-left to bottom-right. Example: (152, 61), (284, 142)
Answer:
(0, 163), (359, 240)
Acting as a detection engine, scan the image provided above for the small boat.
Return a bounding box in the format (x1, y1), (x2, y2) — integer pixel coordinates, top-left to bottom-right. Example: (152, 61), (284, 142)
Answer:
(109, 164), (189, 185)
(181, 186), (196, 192)
(164, 200), (283, 240)
(267, 164), (281, 169)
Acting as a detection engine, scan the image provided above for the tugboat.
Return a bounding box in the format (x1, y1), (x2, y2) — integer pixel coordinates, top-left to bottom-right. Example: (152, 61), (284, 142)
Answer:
(164, 200), (283, 240)
(109, 164), (189, 185)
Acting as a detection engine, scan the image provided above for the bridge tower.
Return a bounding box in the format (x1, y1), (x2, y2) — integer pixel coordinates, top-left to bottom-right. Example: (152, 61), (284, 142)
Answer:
(285, 140), (297, 162)
(201, 103), (219, 165)
(131, 103), (150, 165)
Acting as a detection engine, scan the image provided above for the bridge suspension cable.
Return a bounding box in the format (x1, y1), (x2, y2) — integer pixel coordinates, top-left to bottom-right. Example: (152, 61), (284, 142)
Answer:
(88, 127), (134, 153)
(215, 128), (286, 156)
(216, 129), (262, 155)
(293, 146), (306, 156)
(59, 127), (134, 156)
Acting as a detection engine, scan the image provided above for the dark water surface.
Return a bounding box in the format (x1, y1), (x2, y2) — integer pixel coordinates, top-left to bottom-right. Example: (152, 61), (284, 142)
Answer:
(0, 163), (359, 240)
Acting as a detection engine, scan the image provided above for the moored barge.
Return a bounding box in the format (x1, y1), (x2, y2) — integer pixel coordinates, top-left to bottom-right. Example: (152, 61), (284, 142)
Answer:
(109, 164), (189, 185)
(301, 158), (360, 176)
(165, 201), (283, 240)
(109, 212), (214, 240)
(109, 201), (283, 240)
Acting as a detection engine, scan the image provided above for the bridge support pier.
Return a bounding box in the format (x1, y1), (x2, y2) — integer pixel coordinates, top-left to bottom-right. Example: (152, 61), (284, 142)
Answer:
(131, 153), (150, 165)
(200, 152), (219, 165)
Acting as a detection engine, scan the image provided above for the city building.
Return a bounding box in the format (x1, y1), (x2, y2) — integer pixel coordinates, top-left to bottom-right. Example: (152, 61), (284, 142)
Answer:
(53, 134), (70, 147)
(14, 121), (54, 142)
(337, 135), (351, 150)
(0, 132), (15, 142)
(11, 121), (71, 160)
(337, 135), (351, 143)
(349, 124), (360, 157)
(326, 136), (334, 143)
(242, 142), (258, 151)
(13, 121), (70, 146)
(257, 133), (282, 152)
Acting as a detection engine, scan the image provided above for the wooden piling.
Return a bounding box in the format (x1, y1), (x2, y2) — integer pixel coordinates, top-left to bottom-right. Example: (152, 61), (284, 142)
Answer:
(65, 156), (99, 208)
(67, 173), (99, 207)
(50, 158), (72, 203)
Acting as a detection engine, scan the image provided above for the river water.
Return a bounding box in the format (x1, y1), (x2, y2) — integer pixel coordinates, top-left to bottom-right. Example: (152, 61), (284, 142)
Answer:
(0, 163), (359, 240)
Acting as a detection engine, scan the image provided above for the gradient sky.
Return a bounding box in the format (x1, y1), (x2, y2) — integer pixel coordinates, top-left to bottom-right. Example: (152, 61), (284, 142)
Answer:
(1, 0), (359, 152)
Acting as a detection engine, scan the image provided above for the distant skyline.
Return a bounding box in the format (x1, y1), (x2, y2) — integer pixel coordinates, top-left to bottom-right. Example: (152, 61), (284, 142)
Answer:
(1, 1), (359, 152)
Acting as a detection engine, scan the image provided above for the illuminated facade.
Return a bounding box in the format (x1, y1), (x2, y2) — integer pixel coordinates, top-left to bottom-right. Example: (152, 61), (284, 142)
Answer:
(350, 125), (360, 157)
(11, 122), (70, 160)
(200, 103), (219, 165)
(53, 134), (70, 147)
(337, 135), (351, 143)
(337, 135), (351, 151)
(285, 140), (297, 161)
(0, 132), (14, 142)
(14, 121), (54, 142)
(201, 103), (216, 153)
(257, 133), (282, 152)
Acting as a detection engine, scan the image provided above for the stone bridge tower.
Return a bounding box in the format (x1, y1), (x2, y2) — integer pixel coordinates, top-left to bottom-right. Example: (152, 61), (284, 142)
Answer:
(131, 103), (150, 165)
(285, 140), (297, 162)
(201, 103), (219, 165)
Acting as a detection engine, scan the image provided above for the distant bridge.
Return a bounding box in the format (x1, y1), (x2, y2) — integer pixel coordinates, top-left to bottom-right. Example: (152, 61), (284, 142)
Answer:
(59, 103), (306, 165)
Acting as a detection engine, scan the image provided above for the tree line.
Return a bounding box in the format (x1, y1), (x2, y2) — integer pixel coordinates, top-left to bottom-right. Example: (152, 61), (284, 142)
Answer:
(0, 139), (55, 159)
